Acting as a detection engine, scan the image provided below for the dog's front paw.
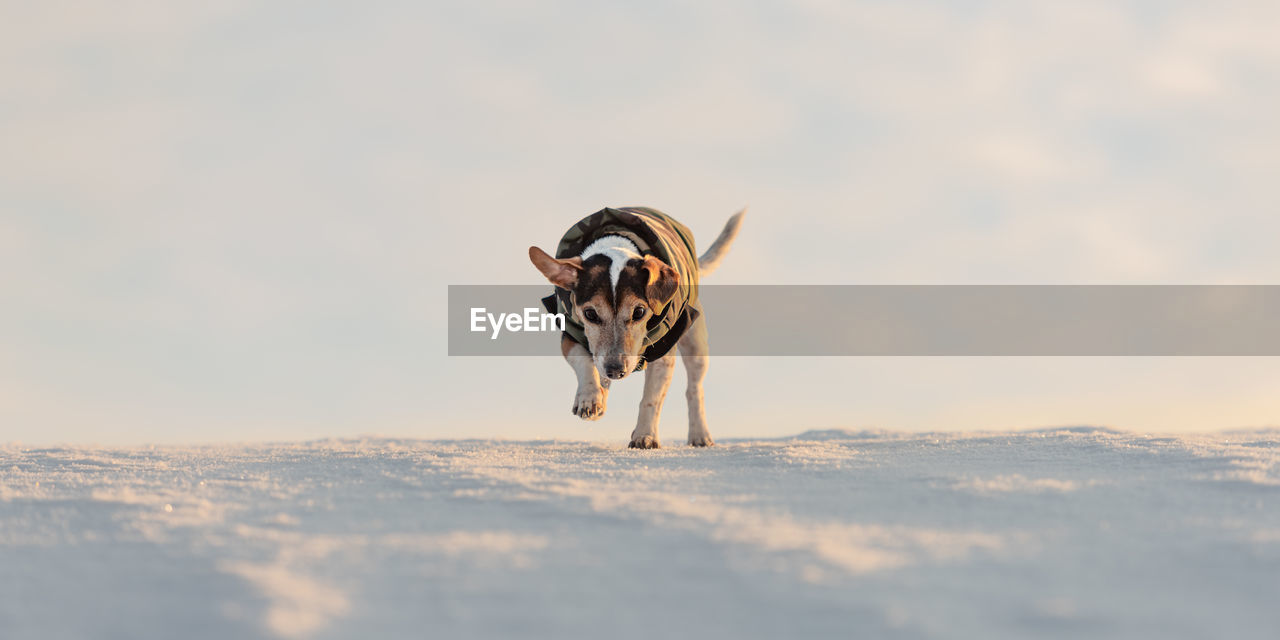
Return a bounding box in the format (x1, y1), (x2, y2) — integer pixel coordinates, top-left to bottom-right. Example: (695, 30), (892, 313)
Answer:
(688, 434), (715, 447)
(572, 386), (607, 420)
(628, 434), (660, 449)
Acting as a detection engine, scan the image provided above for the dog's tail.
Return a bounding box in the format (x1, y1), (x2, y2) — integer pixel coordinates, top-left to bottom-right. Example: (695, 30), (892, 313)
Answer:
(697, 207), (746, 276)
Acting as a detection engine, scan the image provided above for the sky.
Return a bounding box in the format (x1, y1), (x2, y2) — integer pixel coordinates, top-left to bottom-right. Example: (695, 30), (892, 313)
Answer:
(3, 0), (1279, 444)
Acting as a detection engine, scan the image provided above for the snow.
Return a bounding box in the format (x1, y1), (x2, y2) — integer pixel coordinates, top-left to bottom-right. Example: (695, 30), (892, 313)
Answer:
(2, 428), (1278, 639)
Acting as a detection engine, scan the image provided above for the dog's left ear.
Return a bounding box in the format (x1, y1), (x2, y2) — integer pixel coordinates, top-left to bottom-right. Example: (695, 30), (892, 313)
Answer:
(641, 255), (679, 308)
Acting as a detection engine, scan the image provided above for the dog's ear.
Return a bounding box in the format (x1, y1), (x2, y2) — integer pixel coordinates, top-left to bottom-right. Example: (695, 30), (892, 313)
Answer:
(529, 246), (582, 290)
(641, 255), (679, 308)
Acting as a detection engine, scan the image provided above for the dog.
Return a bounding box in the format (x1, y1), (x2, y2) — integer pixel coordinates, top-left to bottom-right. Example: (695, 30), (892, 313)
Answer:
(529, 206), (744, 448)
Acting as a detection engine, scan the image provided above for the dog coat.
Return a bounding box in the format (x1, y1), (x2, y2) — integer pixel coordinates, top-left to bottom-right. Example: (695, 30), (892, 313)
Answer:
(540, 207), (701, 370)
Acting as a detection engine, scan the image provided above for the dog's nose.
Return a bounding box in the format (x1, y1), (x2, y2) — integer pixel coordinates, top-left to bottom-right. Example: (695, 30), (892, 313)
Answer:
(605, 366), (627, 379)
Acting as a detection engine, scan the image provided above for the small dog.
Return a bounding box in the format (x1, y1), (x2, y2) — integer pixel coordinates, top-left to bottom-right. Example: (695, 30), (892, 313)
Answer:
(529, 206), (744, 448)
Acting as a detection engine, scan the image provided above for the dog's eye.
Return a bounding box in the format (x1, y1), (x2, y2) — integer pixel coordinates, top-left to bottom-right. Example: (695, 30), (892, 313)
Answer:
(582, 308), (601, 324)
(631, 306), (646, 321)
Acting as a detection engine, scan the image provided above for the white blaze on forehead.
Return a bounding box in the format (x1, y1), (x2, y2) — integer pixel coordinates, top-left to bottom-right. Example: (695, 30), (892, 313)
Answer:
(580, 235), (641, 292)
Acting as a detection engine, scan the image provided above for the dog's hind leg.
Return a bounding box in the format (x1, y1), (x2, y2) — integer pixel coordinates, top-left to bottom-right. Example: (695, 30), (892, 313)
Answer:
(629, 353), (675, 449)
(678, 315), (714, 447)
(564, 335), (608, 420)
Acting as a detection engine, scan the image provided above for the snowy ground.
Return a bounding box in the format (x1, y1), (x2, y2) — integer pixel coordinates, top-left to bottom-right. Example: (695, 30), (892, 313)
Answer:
(2, 428), (1278, 639)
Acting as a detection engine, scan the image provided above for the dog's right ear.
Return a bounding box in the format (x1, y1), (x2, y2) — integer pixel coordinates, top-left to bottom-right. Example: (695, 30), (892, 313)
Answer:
(529, 246), (582, 290)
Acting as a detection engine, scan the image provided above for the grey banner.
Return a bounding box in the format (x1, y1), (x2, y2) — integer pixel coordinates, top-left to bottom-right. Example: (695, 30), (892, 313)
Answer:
(449, 285), (1280, 356)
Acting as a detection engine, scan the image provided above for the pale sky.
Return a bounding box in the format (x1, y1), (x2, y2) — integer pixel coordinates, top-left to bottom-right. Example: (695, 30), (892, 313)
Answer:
(3, 1), (1279, 444)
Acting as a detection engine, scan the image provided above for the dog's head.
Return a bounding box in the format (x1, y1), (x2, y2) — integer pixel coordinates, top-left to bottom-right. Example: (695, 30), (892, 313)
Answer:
(529, 244), (678, 380)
